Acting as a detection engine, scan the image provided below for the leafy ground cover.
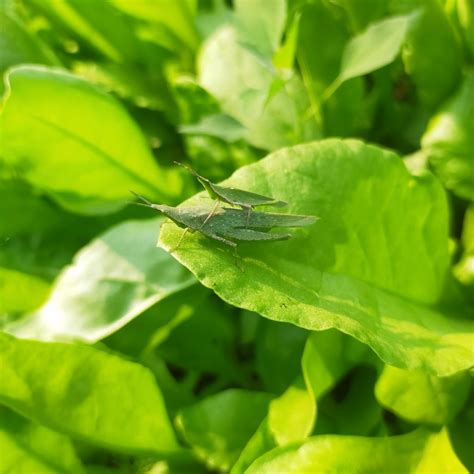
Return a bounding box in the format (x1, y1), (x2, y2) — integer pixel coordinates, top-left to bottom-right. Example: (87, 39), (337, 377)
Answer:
(0, 0), (473, 472)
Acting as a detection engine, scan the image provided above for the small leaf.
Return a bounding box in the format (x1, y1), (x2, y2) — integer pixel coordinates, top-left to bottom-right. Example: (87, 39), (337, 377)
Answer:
(326, 13), (415, 97)
(0, 332), (178, 455)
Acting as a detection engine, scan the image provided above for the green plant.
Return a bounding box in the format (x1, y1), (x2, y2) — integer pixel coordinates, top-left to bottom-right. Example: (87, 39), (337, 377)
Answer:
(1, 0), (473, 472)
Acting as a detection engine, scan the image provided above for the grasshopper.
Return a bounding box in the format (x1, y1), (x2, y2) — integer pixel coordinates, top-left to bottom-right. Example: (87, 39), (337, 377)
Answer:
(131, 192), (316, 251)
(175, 162), (287, 226)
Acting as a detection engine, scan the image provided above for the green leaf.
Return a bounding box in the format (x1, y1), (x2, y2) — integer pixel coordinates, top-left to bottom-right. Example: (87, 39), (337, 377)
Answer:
(326, 13), (414, 97)
(0, 332), (178, 454)
(159, 139), (474, 376)
(234, 0), (286, 57)
(256, 320), (308, 393)
(421, 73), (474, 200)
(449, 388), (474, 472)
(0, 9), (57, 93)
(302, 330), (373, 400)
(375, 365), (470, 425)
(0, 180), (64, 238)
(246, 428), (467, 473)
(314, 366), (382, 436)
(0, 65), (181, 214)
(454, 205), (474, 297)
(232, 377), (315, 474)
(179, 114), (247, 142)
(0, 267), (50, 315)
(176, 389), (272, 471)
(154, 293), (241, 378)
(111, 0), (199, 53)
(6, 218), (195, 342)
(401, 0), (462, 108)
(0, 406), (84, 474)
(198, 25), (320, 151)
(457, 0), (474, 58)
(297, 2), (366, 136)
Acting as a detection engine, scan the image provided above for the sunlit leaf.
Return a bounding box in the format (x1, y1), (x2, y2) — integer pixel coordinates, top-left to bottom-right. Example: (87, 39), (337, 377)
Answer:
(160, 139), (474, 376)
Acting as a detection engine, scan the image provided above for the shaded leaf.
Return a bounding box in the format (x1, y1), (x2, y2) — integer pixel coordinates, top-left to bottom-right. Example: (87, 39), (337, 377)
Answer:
(302, 330), (373, 400)
(401, 0), (462, 108)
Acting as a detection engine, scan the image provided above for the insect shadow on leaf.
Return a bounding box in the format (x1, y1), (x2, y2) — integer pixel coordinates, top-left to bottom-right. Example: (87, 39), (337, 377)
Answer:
(129, 191), (318, 255)
(174, 162), (288, 226)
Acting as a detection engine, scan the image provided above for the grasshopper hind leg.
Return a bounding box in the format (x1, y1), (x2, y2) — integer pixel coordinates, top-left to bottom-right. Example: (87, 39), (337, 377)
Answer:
(170, 227), (191, 252)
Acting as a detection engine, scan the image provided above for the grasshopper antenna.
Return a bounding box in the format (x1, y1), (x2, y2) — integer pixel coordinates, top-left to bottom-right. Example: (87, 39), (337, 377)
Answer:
(174, 161), (200, 178)
(129, 190), (153, 207)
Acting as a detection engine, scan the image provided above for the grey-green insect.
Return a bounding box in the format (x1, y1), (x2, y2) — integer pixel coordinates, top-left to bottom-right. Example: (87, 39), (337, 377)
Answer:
(175, 162), (287, 224)
(131, 192), (317, 251)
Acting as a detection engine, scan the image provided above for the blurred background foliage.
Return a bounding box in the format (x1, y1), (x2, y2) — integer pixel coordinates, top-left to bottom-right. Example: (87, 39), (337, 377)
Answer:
(0, 0), (473, 472)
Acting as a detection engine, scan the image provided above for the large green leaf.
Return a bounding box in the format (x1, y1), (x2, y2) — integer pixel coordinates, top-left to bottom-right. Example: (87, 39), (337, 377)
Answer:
(6, 218), (194, 342)
(0, 332), (178, 454)
(0, 406), (84, 474)
(159, 139), (474, 376)
(176, 389), (272, 471)
(421, 73), (474, 200)
(375, 365), (470, 425)
(246, 428), (467, 473)
(0, 65), (181, 214)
